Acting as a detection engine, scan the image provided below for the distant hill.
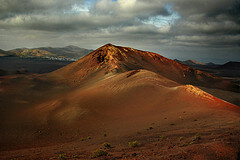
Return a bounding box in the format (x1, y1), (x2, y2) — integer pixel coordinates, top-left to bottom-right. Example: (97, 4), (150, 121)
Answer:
(206, 62), (216, 66)
(182, 60), (206, 66)
(175, 59), (216, 66)
(36, 45), (93, 59)
(2, 45), (93, 60)
(220, 61), (240, 70)
(0, 49), (7, 57)
(8, 48), (55, 58)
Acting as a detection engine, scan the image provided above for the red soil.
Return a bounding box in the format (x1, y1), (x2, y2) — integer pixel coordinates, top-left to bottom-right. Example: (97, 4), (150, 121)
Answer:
(0, 44), (239, 160)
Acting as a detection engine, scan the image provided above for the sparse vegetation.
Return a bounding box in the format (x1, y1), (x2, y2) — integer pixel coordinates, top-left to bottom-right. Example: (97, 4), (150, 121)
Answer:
(128, 141), (140, 147)
(159, 135), (167, 140)
(189, 141), (194, 145)
(180, 134), (200, 147)
(58, 154), (66, 160)
(91, 149), (108, 158)
(225, 130), (233, 135)
(179, 136), (184, 141)
(181, 142), (189, 147)
(148, 126), (153, 130)
(192, 133), (201, 141)
(72, 155), (78, 158)
(103, 142), (111, 148)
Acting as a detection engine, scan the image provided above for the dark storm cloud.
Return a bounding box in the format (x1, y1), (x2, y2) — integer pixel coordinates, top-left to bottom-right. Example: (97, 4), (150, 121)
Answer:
(167, 0), (240, 48)
(0, 0), (239, 63)
(0, 0), (170, 32)
(175, 0), (240, 31)
(0, 0), (83, 19)
(203, 0), (240, 24)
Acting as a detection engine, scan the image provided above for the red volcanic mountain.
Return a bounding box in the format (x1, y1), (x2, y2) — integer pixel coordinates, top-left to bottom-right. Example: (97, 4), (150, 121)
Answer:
(0, 44), (240, 159)
(51, 43), (238, 92)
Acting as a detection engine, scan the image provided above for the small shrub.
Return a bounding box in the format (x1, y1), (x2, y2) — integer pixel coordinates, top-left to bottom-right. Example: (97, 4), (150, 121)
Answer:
(87, 136), (91, 140)
(189, 141), (194, 145)
(137, 131), (141, 134)
(159, 135), (166, 140)
(179, 137), (184, 141)
(148, 126), (153, 130)
(91, 149), (108, 158)
(80, 138), (84, 141)
(192, 134), (201, 141)
(58, 154), (66, 160)
(225, 130), (233, 135)
(170, 123), (175, 126)
(103, 133), (107, 137)
(103, 142), (111, 148)
(128, 141), (139, 147)
(181, 142), (189, 147)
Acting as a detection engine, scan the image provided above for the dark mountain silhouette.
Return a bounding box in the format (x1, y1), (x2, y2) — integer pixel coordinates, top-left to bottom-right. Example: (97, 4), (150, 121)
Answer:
(220, 61), (240, 70)
(175, 59), (217, 66)
(176, 59), (206, 66)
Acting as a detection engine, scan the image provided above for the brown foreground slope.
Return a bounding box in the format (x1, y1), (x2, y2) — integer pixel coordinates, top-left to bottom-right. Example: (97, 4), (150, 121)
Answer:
(0, 44), (240, 160)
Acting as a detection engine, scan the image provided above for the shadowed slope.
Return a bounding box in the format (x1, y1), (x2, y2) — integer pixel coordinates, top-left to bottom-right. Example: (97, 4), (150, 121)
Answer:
(34, 70), (239, 126)
(2, 70), (238, 147)
(51, 44), (239, 92)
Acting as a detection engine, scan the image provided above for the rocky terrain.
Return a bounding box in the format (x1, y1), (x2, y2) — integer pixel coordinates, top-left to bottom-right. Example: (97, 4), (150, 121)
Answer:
(0, 44), (239, 160)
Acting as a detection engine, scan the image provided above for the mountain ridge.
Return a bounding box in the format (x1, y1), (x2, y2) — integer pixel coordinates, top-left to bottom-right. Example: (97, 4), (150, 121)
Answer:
(175, 59), (217, 66)
(51, 43), (239, 92)
(1, 45), (93, 60)
(220, 61), (240, 69)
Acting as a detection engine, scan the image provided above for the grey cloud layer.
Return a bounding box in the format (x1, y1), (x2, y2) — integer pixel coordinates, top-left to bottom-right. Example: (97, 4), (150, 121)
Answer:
(0, 0), (84, 19)
(0, 0), (239, 63)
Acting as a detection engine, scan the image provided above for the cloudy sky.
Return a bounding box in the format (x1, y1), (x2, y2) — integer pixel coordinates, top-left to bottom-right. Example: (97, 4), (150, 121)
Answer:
(0, 0), (239, 63)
